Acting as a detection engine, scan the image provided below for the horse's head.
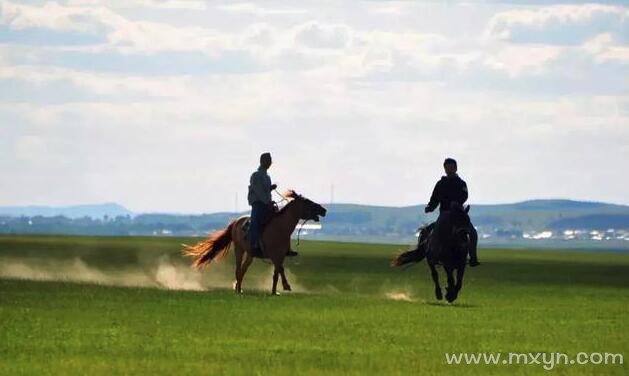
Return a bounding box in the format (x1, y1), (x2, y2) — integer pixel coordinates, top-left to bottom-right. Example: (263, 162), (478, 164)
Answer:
(451, 204), (472, 251)
(285, 190), (327, 222)
(449, 203), (471, 226)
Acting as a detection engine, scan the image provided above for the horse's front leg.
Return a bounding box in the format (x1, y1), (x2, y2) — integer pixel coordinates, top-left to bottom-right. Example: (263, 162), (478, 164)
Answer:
(454, 266), (465, 298)
(271, 267), (280, 295)
(428, 263), (442, 300)
(445, 267), (457, 303)
(238, 252), (253, 294)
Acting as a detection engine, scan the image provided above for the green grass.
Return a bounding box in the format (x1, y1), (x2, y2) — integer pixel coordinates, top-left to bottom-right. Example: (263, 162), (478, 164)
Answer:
(0, 235), (628, 375)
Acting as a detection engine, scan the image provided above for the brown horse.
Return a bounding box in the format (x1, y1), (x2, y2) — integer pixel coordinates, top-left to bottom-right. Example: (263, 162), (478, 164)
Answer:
(182, 191), (326, 295)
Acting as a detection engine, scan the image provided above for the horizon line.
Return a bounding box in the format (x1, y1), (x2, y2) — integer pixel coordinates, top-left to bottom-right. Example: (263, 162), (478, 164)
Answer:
(1, 197), (628, 216)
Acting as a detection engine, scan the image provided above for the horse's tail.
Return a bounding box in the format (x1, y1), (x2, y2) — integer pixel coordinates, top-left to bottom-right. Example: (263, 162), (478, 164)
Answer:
(391, 248), (424, 267)
(182, 220), (236, 268)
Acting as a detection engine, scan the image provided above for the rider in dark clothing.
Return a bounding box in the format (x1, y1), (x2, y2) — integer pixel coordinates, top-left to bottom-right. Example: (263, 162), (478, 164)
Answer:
(425, 174), (468, 214)
(419, 158), (480, 266)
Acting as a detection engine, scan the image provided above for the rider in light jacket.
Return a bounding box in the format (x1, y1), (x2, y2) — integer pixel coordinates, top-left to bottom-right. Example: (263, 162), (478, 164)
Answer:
(247, 152), (298, 257)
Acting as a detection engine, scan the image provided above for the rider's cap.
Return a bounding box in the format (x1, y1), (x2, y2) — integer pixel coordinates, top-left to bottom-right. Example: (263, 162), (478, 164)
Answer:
(444, 158), (457, 166)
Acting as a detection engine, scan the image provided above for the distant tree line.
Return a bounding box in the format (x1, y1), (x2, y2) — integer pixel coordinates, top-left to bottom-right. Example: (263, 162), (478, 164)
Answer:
(0, 214), (234, 236)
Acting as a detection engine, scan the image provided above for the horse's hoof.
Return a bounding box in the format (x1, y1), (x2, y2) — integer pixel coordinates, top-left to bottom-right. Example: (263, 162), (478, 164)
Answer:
(446, 292), (456, 303)
(435, 289), (443, 300)
(271, 291), (281, 296)
(283, 285), (292, 291)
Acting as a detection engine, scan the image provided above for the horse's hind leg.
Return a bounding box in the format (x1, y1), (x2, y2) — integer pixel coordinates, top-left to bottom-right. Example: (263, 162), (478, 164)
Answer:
(279, 265), (291, 291)
(429, 263), (442, 300)
(445, 267), (457, 303)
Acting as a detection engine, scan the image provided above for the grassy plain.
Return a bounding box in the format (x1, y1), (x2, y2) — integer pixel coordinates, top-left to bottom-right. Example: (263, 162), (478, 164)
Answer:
(0, 235), (627, 375)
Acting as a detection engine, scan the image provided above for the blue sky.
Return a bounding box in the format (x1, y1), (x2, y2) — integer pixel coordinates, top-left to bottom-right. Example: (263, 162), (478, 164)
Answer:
(0, 0), (628, 213)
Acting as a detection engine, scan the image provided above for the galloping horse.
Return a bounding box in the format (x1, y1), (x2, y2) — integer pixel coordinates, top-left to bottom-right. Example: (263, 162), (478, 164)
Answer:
(182, 191), (326, 295)
(392, 205), (473, 303)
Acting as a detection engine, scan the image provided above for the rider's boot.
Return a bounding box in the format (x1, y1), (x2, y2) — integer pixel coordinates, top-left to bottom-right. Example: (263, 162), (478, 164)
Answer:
(251, 239), (265, 258)
(251, 246), (264, 258)
(286, 249), (299, 257)
(468, 226), (480, 267)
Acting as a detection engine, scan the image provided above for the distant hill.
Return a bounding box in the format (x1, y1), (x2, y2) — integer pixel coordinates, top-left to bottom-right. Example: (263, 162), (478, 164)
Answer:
(0, 203), (133, 219)
(549, 214), (629, 230)
(324, 199), (629, 232)
(1, 199), (628, 248)
(455, 200), (628, 230)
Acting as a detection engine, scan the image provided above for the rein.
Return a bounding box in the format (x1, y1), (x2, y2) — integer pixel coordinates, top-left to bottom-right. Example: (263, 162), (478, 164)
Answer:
(295, 219), (309, 250)
(273, 189), (289, 205)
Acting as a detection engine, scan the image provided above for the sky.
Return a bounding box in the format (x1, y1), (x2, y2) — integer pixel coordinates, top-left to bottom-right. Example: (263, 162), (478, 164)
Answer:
(0, 0), (628, 213)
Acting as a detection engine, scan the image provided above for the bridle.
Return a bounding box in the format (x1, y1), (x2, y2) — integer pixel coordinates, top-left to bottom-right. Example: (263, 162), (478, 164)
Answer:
(273, 189), (289, 205)
(272, 188), (310, 252)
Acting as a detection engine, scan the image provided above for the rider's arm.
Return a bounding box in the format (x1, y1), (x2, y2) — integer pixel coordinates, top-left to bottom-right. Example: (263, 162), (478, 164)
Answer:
(459, 180), (469, 205)
(425, 181), (441, 213)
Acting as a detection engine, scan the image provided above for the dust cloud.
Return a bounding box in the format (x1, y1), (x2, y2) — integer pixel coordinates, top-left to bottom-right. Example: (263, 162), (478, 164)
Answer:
(0, 256), (204, 291)
(0, 255), (307, 293)
(384, 289), (415, 302)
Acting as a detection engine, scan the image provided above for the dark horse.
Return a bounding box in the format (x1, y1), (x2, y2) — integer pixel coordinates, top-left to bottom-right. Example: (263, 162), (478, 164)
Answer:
(392, 205), (473, 303)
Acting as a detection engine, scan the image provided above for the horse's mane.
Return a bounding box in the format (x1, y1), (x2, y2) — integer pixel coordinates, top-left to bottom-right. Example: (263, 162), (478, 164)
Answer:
(284, 190), (301, 199)
(275, 190), (303, 216)
(277, 200), (296, 215)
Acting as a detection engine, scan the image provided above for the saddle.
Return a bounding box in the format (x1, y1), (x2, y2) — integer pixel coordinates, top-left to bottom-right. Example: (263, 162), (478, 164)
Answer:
(242, 202), (280, 239)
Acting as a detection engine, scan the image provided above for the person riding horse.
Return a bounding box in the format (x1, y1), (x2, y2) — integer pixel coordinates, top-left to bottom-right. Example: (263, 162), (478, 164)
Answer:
(418, 158), (480, 266)
(248, 152), (298, 257)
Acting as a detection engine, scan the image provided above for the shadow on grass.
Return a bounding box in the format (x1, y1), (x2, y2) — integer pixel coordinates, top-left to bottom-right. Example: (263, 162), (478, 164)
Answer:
(425, 301), (476, 309)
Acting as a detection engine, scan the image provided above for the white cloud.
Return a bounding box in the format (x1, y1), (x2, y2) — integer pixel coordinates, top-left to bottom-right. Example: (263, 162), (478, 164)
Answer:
(216, 2), (307, 16)
(582, 33), (629, 63)
(0, 1), (113, 34)
(487, 4), (629, 45)
(294, 21), (352, 49)
(483, 45), (563, 77)
(136, 0), (207, 10)
(106, 20), (228, 54)
(370, 4), (405, 16)
(67, 0), (207, 10)
(0, 1), (231, 53)
(0, 1), (628, 210)
(0, 64), (190, 99)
